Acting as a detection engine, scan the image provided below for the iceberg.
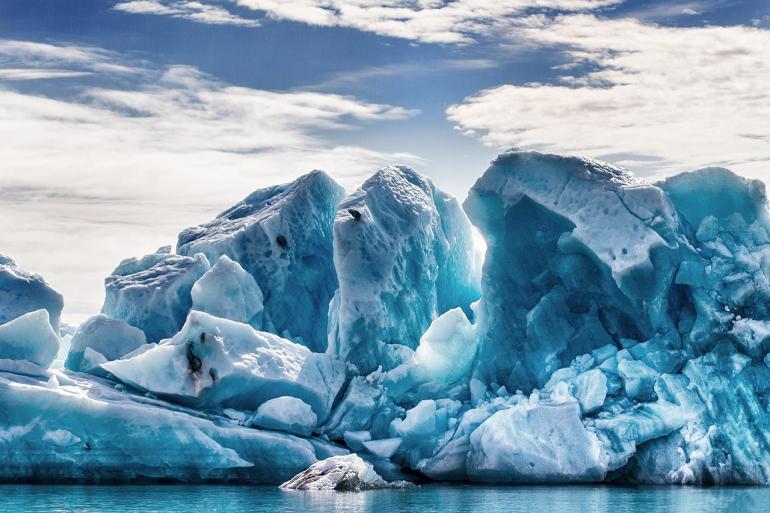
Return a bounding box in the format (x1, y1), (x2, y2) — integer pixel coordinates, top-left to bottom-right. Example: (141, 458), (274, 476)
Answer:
(3, 151), (770, 487)
(0, 309), (60, 368)
(65, 314), (147, 373)
(191, 255), (264, 329)
(280, 454), (411, 490)
(464, 151), (682, 392)
(327, 165), (480, 373)
(0, 255), (63, 332)
(177, 171), (345, 351)
(102, 249), (210, 343)
(102, 311), (346, 423)
(0, 370), (341, 483)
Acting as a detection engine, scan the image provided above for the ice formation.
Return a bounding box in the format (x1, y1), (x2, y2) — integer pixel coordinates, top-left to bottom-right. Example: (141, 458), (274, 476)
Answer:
(177, 171), (345, 351)
(0, 309), (60, 368)
(327, 165), (480, 373)
(102, 311), (346, 422)
(65, 314), (147, 373)
(102, 248), (210, 342)
(280, 454), (410, 490)
(0, 255), (63, 332)
(2, 153), (770, 486)
(191, 255), (264, 329)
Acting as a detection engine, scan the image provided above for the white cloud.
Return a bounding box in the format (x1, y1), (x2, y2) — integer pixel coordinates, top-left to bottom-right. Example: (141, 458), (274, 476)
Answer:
(114, 0), (261, 26)
(0, 41), (420, 321)
(112, 0), (621, 43)
(0, 40), (140, 75)
(447, 15), (770, 181)
(307, 58), (496, 91)
(0, 69), (93, 80)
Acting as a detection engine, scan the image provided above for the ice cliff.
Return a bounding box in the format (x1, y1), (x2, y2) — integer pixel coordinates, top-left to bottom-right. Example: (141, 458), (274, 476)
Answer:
(1, 153), (770, 486)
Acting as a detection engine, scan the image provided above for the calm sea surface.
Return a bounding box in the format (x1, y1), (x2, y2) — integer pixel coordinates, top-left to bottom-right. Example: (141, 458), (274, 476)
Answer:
(1, 484), (767, 513)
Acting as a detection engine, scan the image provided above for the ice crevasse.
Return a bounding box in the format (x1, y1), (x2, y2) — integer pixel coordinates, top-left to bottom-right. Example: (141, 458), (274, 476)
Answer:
(0, 152), (769, 486)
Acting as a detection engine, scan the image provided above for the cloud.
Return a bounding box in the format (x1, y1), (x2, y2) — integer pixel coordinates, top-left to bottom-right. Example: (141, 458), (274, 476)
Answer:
(0, 69), (93, 80)
(113, 0), (261, 26)
(0, 40), (141, 75)
(447, 15), (770, 181)
(112, 0), (621, 43)
(0, 40), (421, 320)
(307, 58), (496, 91)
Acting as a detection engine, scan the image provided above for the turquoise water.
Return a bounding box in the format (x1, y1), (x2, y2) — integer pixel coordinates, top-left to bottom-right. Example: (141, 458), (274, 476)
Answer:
(1, 484), (768, 513)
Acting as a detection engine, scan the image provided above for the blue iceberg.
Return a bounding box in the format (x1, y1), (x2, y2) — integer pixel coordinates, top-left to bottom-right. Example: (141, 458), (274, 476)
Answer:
(177, 171), (345, 351)
(2, 153), (770, 486)
(327, 165), (480, 373)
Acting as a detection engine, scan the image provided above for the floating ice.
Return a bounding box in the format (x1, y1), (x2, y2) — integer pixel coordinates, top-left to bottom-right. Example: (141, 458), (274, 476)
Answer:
(0, 370), (340, 483)
(3, 151), (770, 486)
(280, 454), (411, 490)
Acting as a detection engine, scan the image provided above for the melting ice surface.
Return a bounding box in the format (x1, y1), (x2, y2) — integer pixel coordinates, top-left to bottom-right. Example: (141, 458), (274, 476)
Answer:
(1, 152), (770, 487)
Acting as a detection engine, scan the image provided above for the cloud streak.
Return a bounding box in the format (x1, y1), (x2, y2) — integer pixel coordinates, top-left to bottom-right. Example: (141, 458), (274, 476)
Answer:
(447, 15), (770, 180)
(111, 0), (621, 43)
(113, 0), (261, 27)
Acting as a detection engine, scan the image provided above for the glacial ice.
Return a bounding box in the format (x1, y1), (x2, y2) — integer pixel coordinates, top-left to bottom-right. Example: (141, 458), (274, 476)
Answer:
(177, 171), (345, 351)
(327, 165), (480, 373)
(102, 249), (210, 342)
(3, 152), (770, 487)
(65, 314), (147, 373)
(102, 311), (346, 422)
(0, 255), (63, 332)
(0, 370), (342, 483)
(0, 309), (60, 368)
(249, 396), (317, 436)
(191, 255), (264, 329)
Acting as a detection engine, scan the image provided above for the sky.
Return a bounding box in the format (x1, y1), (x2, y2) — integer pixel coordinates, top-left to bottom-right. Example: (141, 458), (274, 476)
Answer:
(1, 0), (769, 323)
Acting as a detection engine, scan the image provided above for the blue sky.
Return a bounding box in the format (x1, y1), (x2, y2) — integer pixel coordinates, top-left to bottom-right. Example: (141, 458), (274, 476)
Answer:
(0, 0), (769, 321)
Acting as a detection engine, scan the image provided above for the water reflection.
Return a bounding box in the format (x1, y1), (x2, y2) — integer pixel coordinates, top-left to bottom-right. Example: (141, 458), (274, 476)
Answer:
(2, 483), (767, 513)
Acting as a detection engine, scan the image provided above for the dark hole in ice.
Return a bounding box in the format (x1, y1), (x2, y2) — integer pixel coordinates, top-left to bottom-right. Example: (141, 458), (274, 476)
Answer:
(209, 367), (218, 382)
(276, 235), (288, 249)
(186, 342), (202, 373)
(348, 208), (361, 221)
(83, 442), (92, 451)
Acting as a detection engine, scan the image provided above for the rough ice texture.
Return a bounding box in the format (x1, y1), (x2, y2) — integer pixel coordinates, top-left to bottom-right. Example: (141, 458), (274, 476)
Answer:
(191, 255), (264, 329)
(0, 370), (342, 483)
(464, 151), (682, 392)
(327, 165), (480, 373)
(177, 171), (345, 351)
(102, 250), (210, 343)
(5, 152), (770, 486)
(65, 314), (147, 373)
(280, 454), (410, 490)
(0, 255), (63, 332)
(102, 311), (346, 423)
(0, 310), (60, 368)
